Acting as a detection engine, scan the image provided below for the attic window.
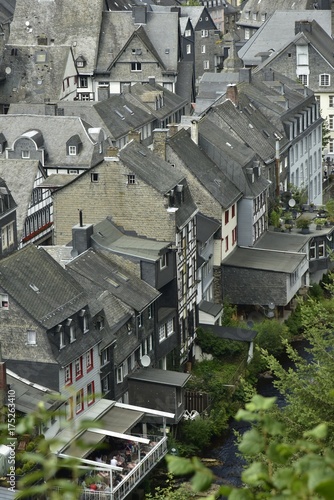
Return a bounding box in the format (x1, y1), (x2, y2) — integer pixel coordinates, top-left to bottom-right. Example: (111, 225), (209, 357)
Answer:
(76, 56), (86, 68)
(37, 35), (48, 45)
(26, 330), (37, 345)
(66, 135), (82, 155)
(131, 62), (142, 72)
(0, 294), (8, 309)
(29, 283), (40, 293)
(127, 174), (136, 185)
(165, 48), (170, 54)
(132, 48), (142, 55)
(11, 48), (18, 56)
(91, 172), (99, 183)
(69, 146), (77, 155)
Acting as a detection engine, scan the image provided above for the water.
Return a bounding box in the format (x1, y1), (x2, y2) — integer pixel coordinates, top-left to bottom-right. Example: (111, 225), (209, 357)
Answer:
(209, 340), (310, 487)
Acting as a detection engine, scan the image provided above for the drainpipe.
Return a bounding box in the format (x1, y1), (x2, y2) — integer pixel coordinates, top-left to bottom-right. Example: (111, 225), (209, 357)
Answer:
(275, 139), (281, 198)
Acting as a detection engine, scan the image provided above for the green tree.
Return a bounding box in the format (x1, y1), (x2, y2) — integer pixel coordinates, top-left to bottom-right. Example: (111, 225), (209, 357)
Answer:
(322, 118), (331, 150)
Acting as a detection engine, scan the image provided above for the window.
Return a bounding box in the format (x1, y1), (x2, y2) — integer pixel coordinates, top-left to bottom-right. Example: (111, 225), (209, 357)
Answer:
(137, 313), (143, 328)
(225, 235), (229, 252)
(159, 318), (175, 343)
(203, 60), (210, 70)
(70, 324), (76, 343)
(232, 227), (237, 245)
(245, 10), (250, 19)
(87, 381), (95, 405)
(79, 77), (88, 88)
(201, 30), (209, 37)
(201, 45), (206, 54)
(261, 13), (266, 22)
(91, 173), (99, 183)
(298, 75), (308, 86)
(320, 74), (330, 86)
(245, 28), (250, 40)
(101, 348), (109, 366)
(131, 62), (142, 72)
(127, 174), (136, 185)
(319, 240), (325, 258)
(65, 364), (73, 386)
(186, 44), (191, 54)
(117, 365), (123, 383)
(66, 397), (74, 420)
(86, 349), (93, 372)
(22, 150), (30, 159)
(83, 314), (89, 333)
(252, 12), (257, 20)
(185, 29), (191, 37)
(101, 376), (109, 394)
(329, 96), (334, 108)
(96, 316), (104, 330)
(76, 389), (84, 414)
(27, 330), (36, 345)
(232, 204), (236, 218)
(2, 222), (14, 250)
(75, 357), (83, 380)
(160, 253), (167, 269)
(148, 304), (153, 319)
(329, 139), (334, 154)
(225, 210), (229, 225)
(69, 145), (77, 156)
(0, 294), (8, 309)
(329, 115), (334, 130)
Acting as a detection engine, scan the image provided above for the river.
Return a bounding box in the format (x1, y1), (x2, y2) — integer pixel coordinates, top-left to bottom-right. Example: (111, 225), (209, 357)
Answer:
(209, 340), (311, 488)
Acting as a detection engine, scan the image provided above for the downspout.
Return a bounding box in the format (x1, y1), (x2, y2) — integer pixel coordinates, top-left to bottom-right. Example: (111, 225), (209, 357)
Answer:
(275, 138), (281, 198)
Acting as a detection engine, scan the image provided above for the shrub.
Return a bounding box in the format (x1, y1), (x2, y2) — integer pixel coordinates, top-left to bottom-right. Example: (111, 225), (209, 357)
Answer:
(296, 217), (311, 229)
(254, 319), (290, 357)
(309, 283), (324, 299)
(196, 328), (245, 358)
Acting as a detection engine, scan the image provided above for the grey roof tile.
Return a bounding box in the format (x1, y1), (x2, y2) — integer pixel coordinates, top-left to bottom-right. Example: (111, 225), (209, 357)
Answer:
(0, 244), (88, 329)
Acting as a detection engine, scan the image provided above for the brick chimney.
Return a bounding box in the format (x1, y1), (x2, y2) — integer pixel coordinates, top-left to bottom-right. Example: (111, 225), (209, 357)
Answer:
(71, 210), (94, 257)
(168, 123), (179, 137)
(153, 129), (168, 160)
(106, 146), (119, 158)
(133, 5), (147, 24)
(226, 84), (238, 106)
(128, 130), (141, 143)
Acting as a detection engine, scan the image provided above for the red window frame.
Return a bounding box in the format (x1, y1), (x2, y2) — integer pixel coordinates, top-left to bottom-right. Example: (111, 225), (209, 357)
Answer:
(75, 356), (83, 380)
(86, 349), (94, 372)
(225, 210), (229, 225)
(65, 364), (73, 386)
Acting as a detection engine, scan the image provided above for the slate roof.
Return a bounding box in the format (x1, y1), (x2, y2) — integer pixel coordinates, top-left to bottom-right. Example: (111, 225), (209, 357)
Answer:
(0, 159), (42, 242)
(128, 368), (190, 386)
(238, 11), (331, 67)
(0, 45), (73, 104)
(0, 176), (17, 216)
(175, 61), (195, 110)
(5, 359), (60, 392)
(8, 0), (104, 74)
(195, 72), (239, 115)
(66, 248), (160, 313)
(0, 0), (15, 24)
(96, 10), (178, 73)
(0, 114), (101, 169)
(198, 300), (223, 317)
(197, 212), (220, 244)
(222, 246), (306, 273)
(92, 218), (172, 261)
(126, 82), (188, 121)
(237, 0), (321, 30)
(168, 128), (241, 208)
(254, 230), (309, 252)
(56, 328), (102, 368)
(0, 244), (88, 330)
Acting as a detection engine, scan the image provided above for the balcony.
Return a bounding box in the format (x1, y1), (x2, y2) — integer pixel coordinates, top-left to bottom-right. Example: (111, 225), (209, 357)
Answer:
(59, 435), (168, 500)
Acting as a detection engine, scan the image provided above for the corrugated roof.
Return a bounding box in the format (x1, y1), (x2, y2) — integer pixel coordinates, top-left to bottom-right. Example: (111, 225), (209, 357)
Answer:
(129, 368), (190, 387)
(223, 246), (306, 273)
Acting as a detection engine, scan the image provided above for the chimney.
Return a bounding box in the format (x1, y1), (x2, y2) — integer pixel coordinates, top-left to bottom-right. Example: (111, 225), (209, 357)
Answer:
(128, 130), (141, 143)
(246, 167), (254, 183)
(123, 84), (131, 94)
(226, 84), (238, 106)
(168, 123), (179, 137)
(148, 76), (156, 87)
(171, 6), (181, 17)
(191, 119), (199, 145)
(106, 145), (119, 158)
(153, 129), (168, 160)
(295, 20), (312, 35)
(239, 68), (251, 83)
(263, 68), (275, 81)
(71, 211), (94, 257)
(133, 5), (147, 24)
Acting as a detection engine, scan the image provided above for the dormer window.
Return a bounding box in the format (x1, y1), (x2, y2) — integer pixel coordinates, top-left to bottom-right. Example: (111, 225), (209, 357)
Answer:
(66, 135), (82, 156)
(35, 51), (47, 63)
(27, 330), (36, 345)
(76, 56), (86, 68)
(0, 294), (9, 310)
(22, 150), (30, 159)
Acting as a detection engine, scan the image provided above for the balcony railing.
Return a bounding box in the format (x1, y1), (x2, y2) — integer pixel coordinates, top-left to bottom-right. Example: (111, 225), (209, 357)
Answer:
(61, 435), (168, 500)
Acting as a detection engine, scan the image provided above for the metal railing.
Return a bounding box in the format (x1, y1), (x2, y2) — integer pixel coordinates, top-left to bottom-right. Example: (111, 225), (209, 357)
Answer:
(75, 435), (168, 500)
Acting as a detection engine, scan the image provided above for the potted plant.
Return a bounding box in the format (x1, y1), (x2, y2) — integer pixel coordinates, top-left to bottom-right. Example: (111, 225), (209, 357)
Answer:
(296, 217), (311, 234)
(315, 218), (327, 230)
(270, 209), (282, 232)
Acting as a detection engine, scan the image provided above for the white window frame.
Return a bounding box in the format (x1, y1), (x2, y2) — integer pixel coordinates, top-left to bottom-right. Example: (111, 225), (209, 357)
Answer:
(320, 74), (330, 86)
(185, 29), (191, 37)
(76, 389), (84, 414)
(101, 349), (109, 366)
(245, 28), (250, 40)
(0, 294), (8, 309)
(22, 150), (30, 159)
(203, 60), (210, 70)
(101, 376), (109, 394)
(298, 74), (308, 86)
(117, 365), (123, 384)
(201, 30), (209, 37)
(60, 329), (65, 349)
(329, 95), (334, 108)
(87, 381), (95, 405)
(70, 324), (76, 343)
(131, 62), (142, 72)
(160, 253), (167, 269)
(127, 174), (136, 185)
(186, 44), (191, 54)
(201, 45), (206, 54)
(69, 145), (77, 156)
(329, 115), (334, 130)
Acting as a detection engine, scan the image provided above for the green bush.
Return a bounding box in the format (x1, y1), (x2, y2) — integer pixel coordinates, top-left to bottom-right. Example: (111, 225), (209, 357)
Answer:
(254, 319), (290, 357)
(309, 282), (324, 299)
(285, 304), (304, 337)
(196, 328), (245, 358)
